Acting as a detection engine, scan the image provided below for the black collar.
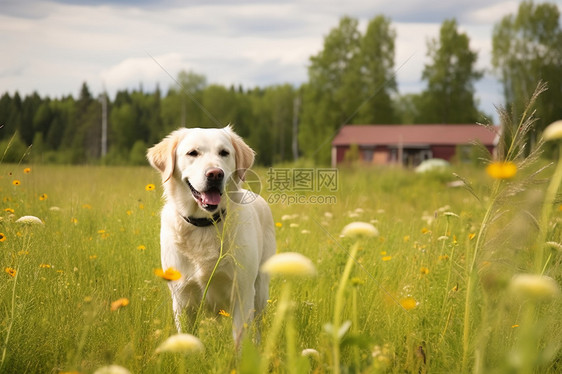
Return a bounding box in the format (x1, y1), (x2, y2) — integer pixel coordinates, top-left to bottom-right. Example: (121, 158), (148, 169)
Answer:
(182, 209), (225, 227)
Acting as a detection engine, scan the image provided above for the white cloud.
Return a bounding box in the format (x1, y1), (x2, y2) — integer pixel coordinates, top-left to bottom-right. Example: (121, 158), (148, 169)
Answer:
(467, 1), (520, 24)
(2, 0), (545, 121)
(100, 53), (187, 93)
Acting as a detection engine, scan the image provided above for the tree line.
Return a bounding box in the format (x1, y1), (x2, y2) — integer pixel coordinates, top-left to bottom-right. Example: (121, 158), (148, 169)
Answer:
(1, 1), (560, 166)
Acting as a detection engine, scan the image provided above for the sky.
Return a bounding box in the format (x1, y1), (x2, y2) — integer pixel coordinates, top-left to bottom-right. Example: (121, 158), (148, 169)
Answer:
(1, 0), (561, 123)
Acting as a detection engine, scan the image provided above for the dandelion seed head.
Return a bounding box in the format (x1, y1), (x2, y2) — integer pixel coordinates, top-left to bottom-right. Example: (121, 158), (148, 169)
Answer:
(16, 215), (44, 225)
(260, 252), (316, 277)
(301, 348), (320, 359)
(509, 274), (560, 301)
(543, 120), (562, 141)
(93, 365), (132, 374)
(341, 221), (378, 238)
(156, 333), (204, 354)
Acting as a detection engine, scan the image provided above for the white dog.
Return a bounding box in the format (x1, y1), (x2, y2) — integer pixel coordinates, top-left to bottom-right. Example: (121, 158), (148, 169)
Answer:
(147, 126), (276, 345)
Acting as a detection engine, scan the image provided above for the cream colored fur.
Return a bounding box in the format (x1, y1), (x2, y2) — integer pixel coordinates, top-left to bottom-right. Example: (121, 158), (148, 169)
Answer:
(147, 126), (275, 345)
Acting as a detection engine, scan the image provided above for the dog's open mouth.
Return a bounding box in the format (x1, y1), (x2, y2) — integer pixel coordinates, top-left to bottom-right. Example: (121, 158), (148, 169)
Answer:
(187, 180), (222, 211)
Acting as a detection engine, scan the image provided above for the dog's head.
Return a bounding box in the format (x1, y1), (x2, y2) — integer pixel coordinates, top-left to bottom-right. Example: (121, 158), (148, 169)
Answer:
(147, 126), (255, 215)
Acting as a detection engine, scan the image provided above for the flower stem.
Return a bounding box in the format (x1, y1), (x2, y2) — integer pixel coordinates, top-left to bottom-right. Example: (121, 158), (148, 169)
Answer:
(260, 282), (291, 373)
(332, 241), (359, 374)
(0, 270), (18, 371)
(535, 143), (562, 273)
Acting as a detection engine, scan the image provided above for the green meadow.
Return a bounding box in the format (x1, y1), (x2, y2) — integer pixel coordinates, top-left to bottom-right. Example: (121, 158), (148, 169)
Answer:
(0, 158), (561, 373)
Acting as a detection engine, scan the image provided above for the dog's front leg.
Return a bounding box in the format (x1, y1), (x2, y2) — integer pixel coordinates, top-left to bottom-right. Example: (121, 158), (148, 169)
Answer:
(169, 281), (202, 333)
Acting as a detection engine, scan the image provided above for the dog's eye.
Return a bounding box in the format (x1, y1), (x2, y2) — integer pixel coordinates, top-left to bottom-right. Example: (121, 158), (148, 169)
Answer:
(219, 149), (230, 157)
(187, 150), (199, 157)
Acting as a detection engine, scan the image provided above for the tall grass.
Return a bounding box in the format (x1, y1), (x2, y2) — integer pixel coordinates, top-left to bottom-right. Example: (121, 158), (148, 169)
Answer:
(0, 155), (560, 372)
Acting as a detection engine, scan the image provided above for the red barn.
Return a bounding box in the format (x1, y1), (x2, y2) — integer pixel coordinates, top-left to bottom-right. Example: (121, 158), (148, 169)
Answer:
(331, 124), (498, 167)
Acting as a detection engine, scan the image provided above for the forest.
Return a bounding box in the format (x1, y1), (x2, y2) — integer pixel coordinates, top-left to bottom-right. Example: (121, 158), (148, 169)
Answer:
(1, 1), (561, 166)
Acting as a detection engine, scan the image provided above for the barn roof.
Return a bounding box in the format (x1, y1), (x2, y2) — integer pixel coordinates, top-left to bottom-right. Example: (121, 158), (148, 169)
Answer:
(332, 124), (498, 147)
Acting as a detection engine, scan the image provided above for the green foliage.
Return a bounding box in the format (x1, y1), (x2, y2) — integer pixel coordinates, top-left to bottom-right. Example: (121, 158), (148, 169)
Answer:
(0, 162), (560, 373)
(129, 140), (149, 166)
(300, 15), (398, 164)
(0, 132), (29, 163)
(492, 0), (562, 140)
(1, 6), (561, 165)
(417, 19), (484, 123)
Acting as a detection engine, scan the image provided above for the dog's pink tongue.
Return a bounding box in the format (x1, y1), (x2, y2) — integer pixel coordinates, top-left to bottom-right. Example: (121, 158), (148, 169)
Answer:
(201, 190), (221, 205)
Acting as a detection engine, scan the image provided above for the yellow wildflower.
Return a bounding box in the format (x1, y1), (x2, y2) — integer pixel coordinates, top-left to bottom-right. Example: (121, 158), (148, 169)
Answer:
(4, 208), (14, 213)
(512, 324), (520, 328)
(39, 193), (48, 201)
(145, 183), (156, 191)
(12, 180), (21, 186)
(468, 233), (476, 240)
(0, 233), (6, 242)
(275, 222), (282, 228)
(420, 267), (429, 275)
(486, 161), (517, 179)
(39, 264), (51, 268)
(154, 267), (182, 281)
(110, 298), (130, 311)
(382, 255), (392, 261)
(400, 297), (417, 310)
(218, 309), (231, 317)
(23, 167), (31, 174)
(5, 267), (16, 277)
(137, 245), (146, 251)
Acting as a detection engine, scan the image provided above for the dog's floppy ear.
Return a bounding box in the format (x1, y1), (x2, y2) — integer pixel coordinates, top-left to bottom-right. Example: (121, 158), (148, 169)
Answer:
(147, 130), (181, 182)
(226, 125), (255, 181)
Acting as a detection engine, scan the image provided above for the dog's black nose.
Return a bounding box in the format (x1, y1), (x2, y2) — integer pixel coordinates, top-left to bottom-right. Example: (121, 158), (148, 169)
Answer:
(205, 168), (224, 181)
